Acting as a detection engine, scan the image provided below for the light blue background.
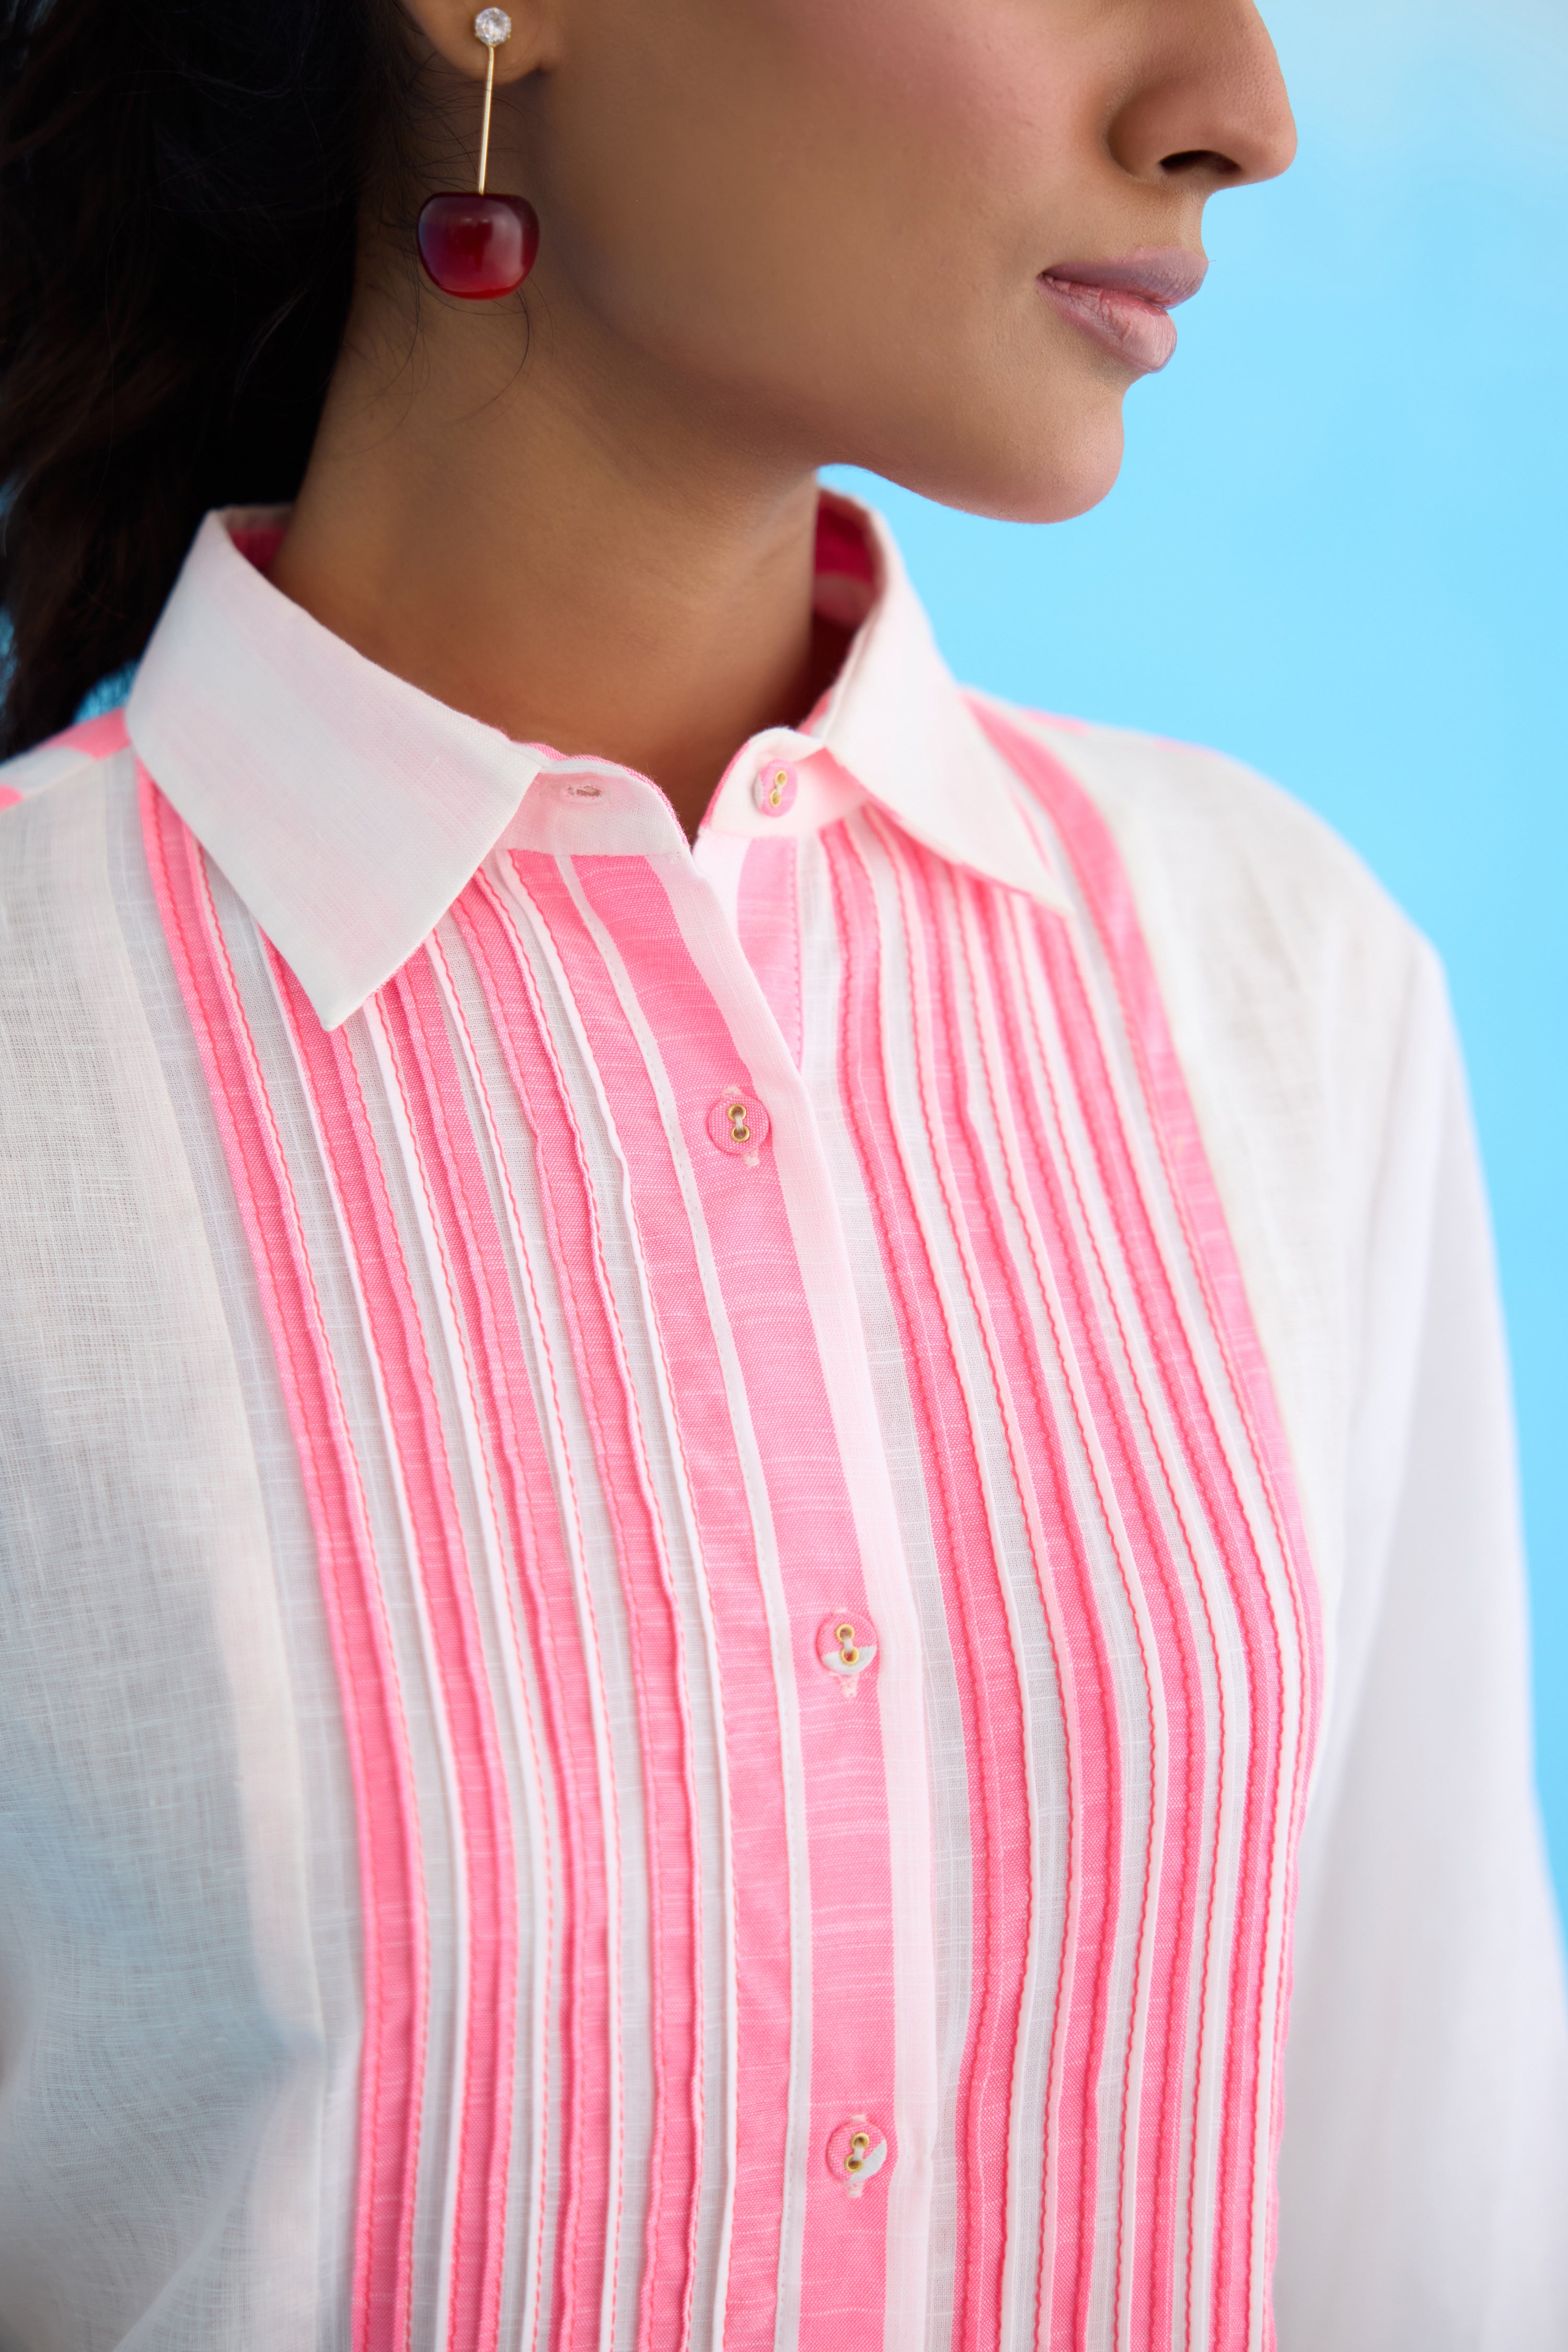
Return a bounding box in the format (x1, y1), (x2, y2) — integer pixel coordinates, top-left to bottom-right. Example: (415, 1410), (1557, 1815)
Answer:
(826, 0), (1568, 1912)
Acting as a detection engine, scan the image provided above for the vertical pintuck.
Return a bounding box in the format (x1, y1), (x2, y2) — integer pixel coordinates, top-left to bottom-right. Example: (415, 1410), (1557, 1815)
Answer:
(365, 942), (620, 2352)
(141, 772), (431, 2352)
(451, 878), (705, 2352)
(964, 873), (1210, 2352)
(136, 682), (1319, 2352)
(818, 718), (1320, 2350)
(271, 955), (524, 2351)
(826, 816), (1098, 2352)
(978, 708), (1321, 2349)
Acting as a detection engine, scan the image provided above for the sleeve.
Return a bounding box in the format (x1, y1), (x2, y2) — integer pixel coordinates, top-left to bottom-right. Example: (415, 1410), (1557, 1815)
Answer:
(1273, 945), (1568, 2348)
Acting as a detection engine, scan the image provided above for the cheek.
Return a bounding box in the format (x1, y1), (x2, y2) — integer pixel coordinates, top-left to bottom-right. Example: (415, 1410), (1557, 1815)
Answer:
(556, 0), (1080, 326)
(545, 0), (1132, 517)
(765, 0), (1090, 236)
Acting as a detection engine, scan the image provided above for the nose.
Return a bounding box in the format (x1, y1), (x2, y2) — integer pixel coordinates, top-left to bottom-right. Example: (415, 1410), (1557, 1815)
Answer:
(1107, 0), (1298, 193)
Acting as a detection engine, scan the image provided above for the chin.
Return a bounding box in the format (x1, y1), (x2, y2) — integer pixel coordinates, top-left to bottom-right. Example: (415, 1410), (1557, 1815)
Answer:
(883, 393), (1128, 528)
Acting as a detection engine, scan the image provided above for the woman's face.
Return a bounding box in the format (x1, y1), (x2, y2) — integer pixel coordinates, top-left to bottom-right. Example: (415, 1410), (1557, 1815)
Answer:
(420, 0), (1296, 523)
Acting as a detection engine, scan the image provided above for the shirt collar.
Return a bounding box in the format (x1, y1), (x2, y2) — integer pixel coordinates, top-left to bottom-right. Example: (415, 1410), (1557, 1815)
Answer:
(128, 492), (1062, 1030)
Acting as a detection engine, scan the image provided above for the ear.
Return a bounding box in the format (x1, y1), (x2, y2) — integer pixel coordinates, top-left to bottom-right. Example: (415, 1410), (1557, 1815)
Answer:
(398, 0), (558, 84)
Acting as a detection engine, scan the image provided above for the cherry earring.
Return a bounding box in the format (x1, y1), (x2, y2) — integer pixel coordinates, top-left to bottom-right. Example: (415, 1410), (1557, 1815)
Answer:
(416, 9), (540, 299)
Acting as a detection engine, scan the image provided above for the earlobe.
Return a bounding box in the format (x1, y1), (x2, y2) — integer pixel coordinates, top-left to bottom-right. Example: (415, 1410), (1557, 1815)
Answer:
(399, 0), (551, 80)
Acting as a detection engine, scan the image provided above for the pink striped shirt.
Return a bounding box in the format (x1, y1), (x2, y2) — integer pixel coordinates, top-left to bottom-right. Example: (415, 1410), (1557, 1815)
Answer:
(1, 495), (1563, 2350)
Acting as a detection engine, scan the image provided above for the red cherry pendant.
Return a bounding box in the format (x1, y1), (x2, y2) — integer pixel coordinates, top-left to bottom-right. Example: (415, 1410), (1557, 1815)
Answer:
(417, 193), (539, 299)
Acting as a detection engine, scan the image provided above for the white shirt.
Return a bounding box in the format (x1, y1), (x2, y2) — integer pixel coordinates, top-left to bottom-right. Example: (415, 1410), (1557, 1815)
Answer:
(0, 496), (1563, 2350)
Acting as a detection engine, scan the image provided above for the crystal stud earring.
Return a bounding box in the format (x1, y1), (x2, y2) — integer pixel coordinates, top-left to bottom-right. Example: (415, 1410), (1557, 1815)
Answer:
(416, 9), (540, 299)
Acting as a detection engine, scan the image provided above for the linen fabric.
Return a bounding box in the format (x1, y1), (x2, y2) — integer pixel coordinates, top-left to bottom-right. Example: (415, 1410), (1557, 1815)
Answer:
(0, 498), (1562, 2351)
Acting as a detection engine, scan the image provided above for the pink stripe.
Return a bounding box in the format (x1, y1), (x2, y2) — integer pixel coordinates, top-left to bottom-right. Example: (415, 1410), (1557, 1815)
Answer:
(138, 773), (428, 2352)
(269, 953), (523, 2347)
(977, 707), (1322, 2343)
(503, 852), (817, 2348)
(823, 822), (1054, 2352)
(451, 878), (705, 2352)
(0, 784), (18, 811)
(569, 851), (905, 2350)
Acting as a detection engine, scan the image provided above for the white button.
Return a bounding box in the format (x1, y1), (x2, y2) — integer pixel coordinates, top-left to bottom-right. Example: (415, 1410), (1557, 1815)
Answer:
(752, 759), (799, 817)
(826, 2115), (889, 2198)
(817, 1612), (877, 1696)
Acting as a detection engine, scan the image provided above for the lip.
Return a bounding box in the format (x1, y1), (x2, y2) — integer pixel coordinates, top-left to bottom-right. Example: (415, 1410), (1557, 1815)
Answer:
(1038, 248), (1208, 374)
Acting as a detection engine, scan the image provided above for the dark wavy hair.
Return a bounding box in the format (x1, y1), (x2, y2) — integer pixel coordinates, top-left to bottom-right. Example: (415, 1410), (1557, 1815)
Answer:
(0, 0), (403, 756)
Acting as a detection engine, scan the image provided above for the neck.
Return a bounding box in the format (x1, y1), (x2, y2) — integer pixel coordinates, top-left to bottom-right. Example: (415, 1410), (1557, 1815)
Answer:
(271, 272), (838, 841)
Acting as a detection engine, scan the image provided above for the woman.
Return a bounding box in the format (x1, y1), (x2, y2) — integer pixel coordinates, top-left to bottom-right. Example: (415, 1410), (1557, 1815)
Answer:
(0, 0), (1563, 2344)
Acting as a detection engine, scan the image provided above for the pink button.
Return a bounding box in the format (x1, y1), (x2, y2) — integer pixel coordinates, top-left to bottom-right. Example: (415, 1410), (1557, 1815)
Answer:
(817, 1612), (878, 1696)
(706, 1089), (771, 1166)
(752, 758), (799, 817)
(826, 2115), (890, 2199)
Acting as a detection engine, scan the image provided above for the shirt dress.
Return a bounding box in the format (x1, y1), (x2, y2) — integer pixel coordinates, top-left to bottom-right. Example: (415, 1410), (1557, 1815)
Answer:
(0, 493), (1564, 2350)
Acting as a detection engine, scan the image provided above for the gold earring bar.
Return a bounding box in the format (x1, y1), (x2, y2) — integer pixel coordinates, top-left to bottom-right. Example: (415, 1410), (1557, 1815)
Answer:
(477, 43), (495, 194)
